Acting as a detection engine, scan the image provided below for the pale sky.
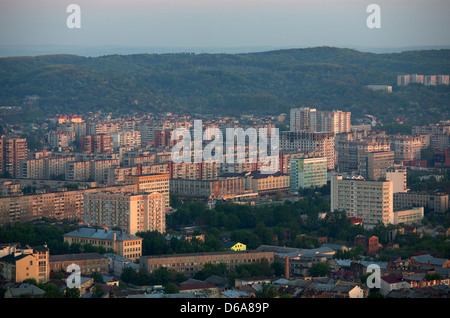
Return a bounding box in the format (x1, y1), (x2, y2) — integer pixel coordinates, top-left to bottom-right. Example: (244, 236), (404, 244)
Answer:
(0, 0), (449, 54)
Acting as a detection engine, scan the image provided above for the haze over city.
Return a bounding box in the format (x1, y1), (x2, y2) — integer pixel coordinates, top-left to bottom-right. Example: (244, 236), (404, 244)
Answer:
(1, 0), (450, 56)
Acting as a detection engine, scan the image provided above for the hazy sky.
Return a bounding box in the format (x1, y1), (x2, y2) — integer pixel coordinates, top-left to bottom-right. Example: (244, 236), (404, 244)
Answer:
(0, 0), (449, 53)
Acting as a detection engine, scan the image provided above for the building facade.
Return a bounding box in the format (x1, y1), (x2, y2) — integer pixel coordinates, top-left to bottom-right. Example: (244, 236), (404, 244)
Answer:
(290, 156), (327, 192)
(280, 131), (335, 169)
(63, 228), (143, 261)
(0, 138), (28, 178)
(140, 250), (274, 277)
(290, 107), (351, 134)
(331, 175), (394, 229)
(83, 191), (166, 235)
(124, 173), (170, 207)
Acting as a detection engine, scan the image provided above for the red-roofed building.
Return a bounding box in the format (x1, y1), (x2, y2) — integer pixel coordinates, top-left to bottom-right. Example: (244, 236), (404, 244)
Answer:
(380, 274), (411, 296)
(349, 217), (363, 226)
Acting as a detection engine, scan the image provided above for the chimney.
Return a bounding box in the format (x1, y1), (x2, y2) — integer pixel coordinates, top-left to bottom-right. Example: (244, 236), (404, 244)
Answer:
(285, 257), (290, 280)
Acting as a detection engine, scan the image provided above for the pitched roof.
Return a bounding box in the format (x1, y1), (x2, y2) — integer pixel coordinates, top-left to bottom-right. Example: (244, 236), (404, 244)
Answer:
(381, 275), (406, 284)
(49, 253), (109, 262)
(64, 227), (142, 241)
(411, 254), (449, 266)
(7, 283), (45, 297)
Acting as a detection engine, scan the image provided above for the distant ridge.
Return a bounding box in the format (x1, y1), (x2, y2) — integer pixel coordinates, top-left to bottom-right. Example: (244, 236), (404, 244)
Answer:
(2, 44), (450, 58)
(0, 46), (449, 125)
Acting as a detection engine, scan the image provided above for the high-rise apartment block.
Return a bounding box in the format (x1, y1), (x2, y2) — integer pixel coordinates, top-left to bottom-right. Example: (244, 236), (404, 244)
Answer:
(0, 138), (28, 178)
(397, 74), (424, 86)
(331, 175), (394, 228)
(81, 134), (113, 153)
(336, 138), (391, 173)
(424, 75), (449, 86)
(111, 130), (141, 148)
(0, 184), (138, 227)
(124, 173), (170, 207)
(386, 166), (408, 194)
(290, 156), (327, 192)
(280, 131), (335, 169)
(83, 191), (166, 235)
(290, 107), (351, 134)
(377, 135), (423, 163)
(358, 151), (395, 181)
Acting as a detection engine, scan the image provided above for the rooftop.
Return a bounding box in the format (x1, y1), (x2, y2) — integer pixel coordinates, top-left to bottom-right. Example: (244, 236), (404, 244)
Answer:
(64, 227), (142, 241)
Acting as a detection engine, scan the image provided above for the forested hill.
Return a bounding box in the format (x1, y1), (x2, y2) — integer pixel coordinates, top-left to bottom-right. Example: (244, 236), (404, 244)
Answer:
(1, 46), (449, 124)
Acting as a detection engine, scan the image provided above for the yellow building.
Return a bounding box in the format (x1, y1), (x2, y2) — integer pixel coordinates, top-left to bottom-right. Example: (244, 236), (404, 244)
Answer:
(83, 191), (166, 235)
(63, 228), (143, 261)
(222, 240), (247, 251)
(0, 245), (50, 283)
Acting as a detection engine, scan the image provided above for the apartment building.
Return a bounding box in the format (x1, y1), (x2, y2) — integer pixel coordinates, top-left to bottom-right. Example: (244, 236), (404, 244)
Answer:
(245, 171), (290, 195)
(140, 250), (275, 277)
(81, 134), (113, 153)
(0, 137), (28, 178)
(280, 131), (335, 169)
(0, 245), (50, 283)
(424, 75), (449, 86)
(170, 176), (247, 200)
(289, 107), (351, 134)
(86, 122), (120, 135)
(104, 163), (169, 185)
(290, 156), (327, 191)
(124, 173), (170, 207)
(377, 135), (424, 163)
(169, 161), (221, 181)
(386, 166), (408, 193)
(366, 85), (392, 93)
(111, 130), (141, 148)
(397, 74), (424, 86)
(393, 207), (424, 225)
(412, 122), (450, 135)
(358, 151), (395, 181)
(0, 184), (138, 227)
(64, 159), (120, 183)
(64, 228), (143, 261)
(19, 158), (46, 179)
(19, 156), (76, 179)
(65, 161), (92, 181)
(393, 192), (449, 214)
(139, 120), (162, 144)
(47, 131), (76, 150)
(330, 175), (394, 229)
(83, 191), (166, 235)
(336, 139), (391, 173)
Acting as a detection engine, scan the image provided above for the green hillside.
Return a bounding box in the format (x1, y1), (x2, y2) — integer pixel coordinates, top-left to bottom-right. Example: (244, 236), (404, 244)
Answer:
(0, 46), (449, 124)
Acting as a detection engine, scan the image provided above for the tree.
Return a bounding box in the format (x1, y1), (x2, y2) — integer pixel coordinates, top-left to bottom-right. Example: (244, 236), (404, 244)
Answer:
(271, 260), (285, 277)
(92, 284), (105, 298)
(91, 271), (104, 283)
(164, 283), (179, 294)
(255, 283), (278, 298)
(309, 262), (330, 277)
(65, 287), (80, 298)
